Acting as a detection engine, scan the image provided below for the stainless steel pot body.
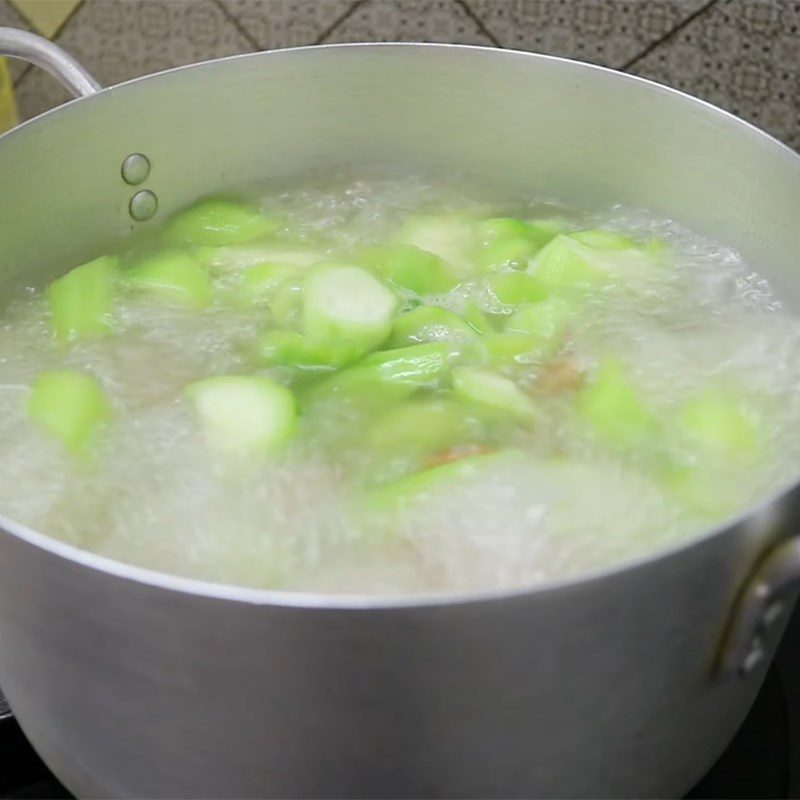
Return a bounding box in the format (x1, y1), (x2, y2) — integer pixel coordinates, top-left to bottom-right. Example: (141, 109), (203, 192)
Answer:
(1, 37), (800, 799)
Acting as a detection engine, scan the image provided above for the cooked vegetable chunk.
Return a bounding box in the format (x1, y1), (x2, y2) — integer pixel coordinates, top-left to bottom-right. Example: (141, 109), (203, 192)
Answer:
(186, 375), (296, 457)
(452, 366), (537, 423)
(28, 370), (111, 452)
(48, 255), (117, 342)
(127, 250), (212, 309)
(167, 199), (280, 246)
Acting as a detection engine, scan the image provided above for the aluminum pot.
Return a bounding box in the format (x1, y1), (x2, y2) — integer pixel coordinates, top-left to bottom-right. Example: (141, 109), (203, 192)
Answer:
(1, 28), (800, 800)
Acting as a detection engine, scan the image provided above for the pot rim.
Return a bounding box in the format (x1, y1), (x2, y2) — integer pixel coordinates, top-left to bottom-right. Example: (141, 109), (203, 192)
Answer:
(3, 41), (799, 610)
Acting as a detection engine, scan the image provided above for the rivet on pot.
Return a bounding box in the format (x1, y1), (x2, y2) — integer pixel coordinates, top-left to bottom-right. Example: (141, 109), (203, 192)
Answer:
(121, 153), (150, 185)
(129, 190), (158, 221)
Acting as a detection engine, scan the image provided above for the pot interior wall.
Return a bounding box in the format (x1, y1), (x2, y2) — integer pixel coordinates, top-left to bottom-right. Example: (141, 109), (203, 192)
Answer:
(1, 45), (799, 306)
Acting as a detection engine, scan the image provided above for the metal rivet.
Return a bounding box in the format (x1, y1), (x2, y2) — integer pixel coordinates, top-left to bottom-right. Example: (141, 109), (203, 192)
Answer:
(741, 639), (765, 676)
(763, 599), (785, 627)
(121, 153), (150, 186)
(129, 190), (158, 221)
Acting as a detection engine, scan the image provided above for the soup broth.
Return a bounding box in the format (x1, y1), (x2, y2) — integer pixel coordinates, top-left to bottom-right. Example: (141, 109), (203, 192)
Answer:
(1, 173), (798, 595)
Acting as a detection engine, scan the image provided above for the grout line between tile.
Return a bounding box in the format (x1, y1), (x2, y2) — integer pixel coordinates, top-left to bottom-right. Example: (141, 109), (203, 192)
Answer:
(315, 0), (366, 45)
(619, 0), (719, 72)
(211, 0), (261, 51)
(457, 0), (502, 47)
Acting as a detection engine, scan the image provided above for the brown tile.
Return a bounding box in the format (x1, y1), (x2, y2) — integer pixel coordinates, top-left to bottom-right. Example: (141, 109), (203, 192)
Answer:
(629, 0), (800, 149)
(324, 0), (495, 44)
(221, 0), (355, 49)
(0, 0), (34, 81)
(14, 0), (254, 121)
(469, 0), (708, 68)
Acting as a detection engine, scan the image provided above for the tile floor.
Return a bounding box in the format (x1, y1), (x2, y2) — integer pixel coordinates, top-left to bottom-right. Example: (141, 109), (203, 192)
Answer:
(1, 0), (798, 149)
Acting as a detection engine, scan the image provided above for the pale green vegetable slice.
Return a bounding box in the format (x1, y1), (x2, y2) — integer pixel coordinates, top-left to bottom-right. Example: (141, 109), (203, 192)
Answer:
(303, 265), (397, 364)
(506, 296), (575, 354)
(452, 366), (537, 423)
(239, 263), (299, 305)
(306, 342), (461, 410)
(461, 299), (495, 335)
(366, 399), (479, 453)
(257, 330), (346, 370)
(578, 360), (658, 448)
(197, 244), (322, 272)
(476, 218), (563, 271)
(487, 272), (549, 305)
(398, 214), (477, 271)
(167, 199), (280, 246)
(678, 391), (761, 461)
(473, 332), (544, 367)
(186, 375), (296, 457)
(530, 235), (606, 288)
(47, 255), (117, 342)
(127, 250), (212, 309)
(361, 243), (461, 295)
(365, 449), (524, 512)
(389, 305), (478, 347)
(28, 370), (111, 452)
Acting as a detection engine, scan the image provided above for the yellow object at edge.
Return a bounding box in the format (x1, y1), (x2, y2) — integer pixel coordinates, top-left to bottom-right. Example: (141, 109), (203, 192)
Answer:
(0, 58), (19, 134)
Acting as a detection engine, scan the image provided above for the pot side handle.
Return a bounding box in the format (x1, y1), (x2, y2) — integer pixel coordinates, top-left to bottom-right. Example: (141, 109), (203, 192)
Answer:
(718, 536), (800, 679)
(0, 27), (100, 99)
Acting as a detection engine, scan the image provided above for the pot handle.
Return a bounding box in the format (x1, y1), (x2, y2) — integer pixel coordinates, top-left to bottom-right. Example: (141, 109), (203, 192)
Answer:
(0, 27), (100, 99)
(718, 536), (800, 679)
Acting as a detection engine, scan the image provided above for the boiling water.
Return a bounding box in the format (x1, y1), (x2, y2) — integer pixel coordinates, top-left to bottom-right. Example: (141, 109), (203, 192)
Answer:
(1, 174), (799, 596)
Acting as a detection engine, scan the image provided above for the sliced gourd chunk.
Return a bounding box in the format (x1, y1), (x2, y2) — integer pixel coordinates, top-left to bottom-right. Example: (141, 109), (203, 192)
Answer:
(398, 215), (476, 272)
(389, 305), (477, 347)
(28, 370), (111, 452)
(197, 244), (321, 272)
(366, 399), (479, 453)
(167, 199), (280, 247)
(530, 234), (605, 288)
(186, 375), (296, 457)
(476, 217), (562, 271)
(461, 299), (495, 335)
(473, 332), (544, 367)
(270, 279), (304, 328)
(452, 366), (537, 422)
(127, 250), (212, 309)
(361, 243), (461, 295)
(47, 255), (117, 342)
(365, 449), (523, 512)
(578, 360), (658, 448)
(257, 330), (346, 370)
(307, 342), (461, 410)
(506, 296), (575, 354)
(303, 265), (397, 364)
(487, 272), (549, 305)
(571, 229), (637, 250)
(239, 263), (299, 305)
(678, 391), (761, 461)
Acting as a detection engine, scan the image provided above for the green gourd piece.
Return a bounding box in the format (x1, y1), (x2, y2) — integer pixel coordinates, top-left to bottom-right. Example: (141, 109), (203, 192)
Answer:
(577, 360), (658, 448)
(197, 244), (322, 272)
(531, 235), (606, 288)
(47, 255), (118, 342)
(364, 449), (524, 512)
(398, 214), (477, 272)
(461, 299), (495, 335)
(127, 250), (212, 309)
(452, 366), (537, 423)
(28, 370), (112, 452)
(239, 263), (299, 305)
(505, 296), (575, 352)
(366, 399), (479, 454)
(186, 375), (297, 458)
(306, 342), (461, 410)
(389, 305), (478, 347)
(472, 332), (545, 367)
(257, 330), (347, 370)
(476, 218), (562, 271)
(487, 272), (549, 305)
(166, 199), (281, 247)
(571, 230), (637, 250)
(303, 265), (398, 365)
(361, 243), (461, 295)
(678, 391), (760, 460)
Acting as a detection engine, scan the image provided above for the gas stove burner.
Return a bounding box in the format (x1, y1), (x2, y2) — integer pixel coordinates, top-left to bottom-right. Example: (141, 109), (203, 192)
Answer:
(0, 662), (792, 800)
